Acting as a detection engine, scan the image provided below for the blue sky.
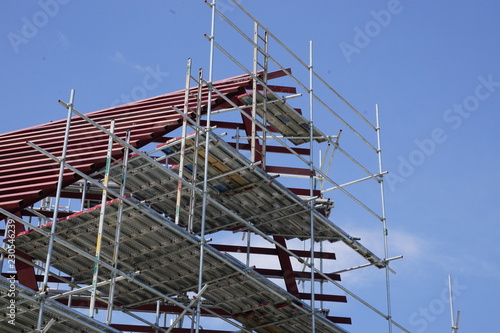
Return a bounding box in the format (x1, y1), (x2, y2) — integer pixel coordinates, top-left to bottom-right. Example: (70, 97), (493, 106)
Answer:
(1, 1), (499, 332)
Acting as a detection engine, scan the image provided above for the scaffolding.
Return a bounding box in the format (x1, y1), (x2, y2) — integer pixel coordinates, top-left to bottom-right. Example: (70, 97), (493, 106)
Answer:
(0, 1), (409, 332)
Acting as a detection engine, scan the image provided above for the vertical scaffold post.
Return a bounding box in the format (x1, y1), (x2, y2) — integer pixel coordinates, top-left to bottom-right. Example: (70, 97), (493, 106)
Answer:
(188, 68), (204, 233)
(196, 1), (216, 332)
(376, 104), (393, 333)
(449, 274), (460, 333)
(251, 21), (258, 164)
(309, 40), (316, 333)
(253, 22), (269, 169)
(247, 19), (257, 259)
(106, 129), (131, 324)
(155, 300), (161, 333)
(175, 58), (193, 226)
(89, 120), (115, 318)
(36, 89), (75, 332)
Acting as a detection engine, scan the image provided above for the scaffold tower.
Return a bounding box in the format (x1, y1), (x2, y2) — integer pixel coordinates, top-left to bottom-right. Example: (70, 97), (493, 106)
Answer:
(0, 1), (409, 332)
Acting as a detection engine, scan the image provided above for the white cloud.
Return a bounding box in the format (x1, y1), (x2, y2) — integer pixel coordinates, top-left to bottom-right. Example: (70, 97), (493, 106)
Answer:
(314, 227), (432, 289)
(109, 51), (147, 73)
(431, 253), (500, 279)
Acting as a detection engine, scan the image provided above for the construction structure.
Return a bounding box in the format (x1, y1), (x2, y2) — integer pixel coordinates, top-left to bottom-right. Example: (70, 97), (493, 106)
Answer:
(0, 1), (409, 332)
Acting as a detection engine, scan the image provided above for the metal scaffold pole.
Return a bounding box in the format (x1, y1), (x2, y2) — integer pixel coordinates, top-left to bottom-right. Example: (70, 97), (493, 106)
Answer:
(89, 120), (115, 318)
(376, 104), (393, 333)
(187, 68), (204, 233)
(36, 89), (75, 332)
(449, 274), (461, 333)
(309, 40), (316, 333)
(251, 21), (258, 163)
(195, 0), (216, 331)
(175, 58), (193, 226)
(106, 129), (131, 325)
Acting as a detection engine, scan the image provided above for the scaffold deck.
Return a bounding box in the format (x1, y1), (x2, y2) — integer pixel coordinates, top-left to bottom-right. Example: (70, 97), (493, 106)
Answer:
(12, 198), (348, 333)
(0, 276), (120, 333)
(106, 132), (383, 266)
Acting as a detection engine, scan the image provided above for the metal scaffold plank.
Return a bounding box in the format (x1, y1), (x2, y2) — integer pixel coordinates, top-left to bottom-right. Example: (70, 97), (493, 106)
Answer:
(10, 196), (348, 333)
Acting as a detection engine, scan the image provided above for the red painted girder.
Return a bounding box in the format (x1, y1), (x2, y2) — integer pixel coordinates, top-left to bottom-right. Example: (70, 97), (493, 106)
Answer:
(328, 316), (352, 325)
(0, 76), (254, 143)
(288, 187), (322, 197)
(110, 325), (232, 333)
(273, 236), (299, 296)
(0, 161), (95, 179)
(0, 110), (179, 146)
(0, 114), (181, 152)
(240, 108), (264, 164)
(211, 244), (336, 259)
(227, 142), (311, 155)
(1, 199), (28, 211)
(0, 169), (103, 210)
(254, 268), (341, 282)
(0, 160), (114, 196)
(298, 293), (347, 303)
(0, 190), (45, 206)
(0, 170), (77, 183)
(200, 119), (278, 132)
(255, 84), (297, 94)
(2, 273), (71, 283)
(264, 67), (292, 80)
(20, 209), (73, 218)
(266, 165), (315, 176)
(209, 94), (246, 115)
(13, 250), (38, 291)
(59, 298), (231, 317)
(58, 191), (103, 201)
(1, 126), (176, 161)
(1, 143), (123, 168)
(8, 213), (38, 291)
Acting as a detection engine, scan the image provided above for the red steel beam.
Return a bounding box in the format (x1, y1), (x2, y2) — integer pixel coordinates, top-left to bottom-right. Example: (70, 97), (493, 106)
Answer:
(228, 142), (311, 156)
(255, 84), (297, 94)
(253, 268), (341, 282)
(298, 293), (347, 303)
(58, 298), (231, 317)
(273, 236), (299, 297)
(200, 119), (278, 133)
(240, 108), (264, 165)
(288, 187), (322, 197)
(3, 273), (71, 283)
(110, 325), (232, 333)
(266, 165), (314, 176)
(328, 316), (352, 325)
(9, 214), (38, 291)
(211, 244), (336, 260)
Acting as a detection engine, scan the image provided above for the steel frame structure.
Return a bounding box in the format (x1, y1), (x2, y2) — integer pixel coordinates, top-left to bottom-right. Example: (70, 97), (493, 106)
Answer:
(0, 1), (410, 332)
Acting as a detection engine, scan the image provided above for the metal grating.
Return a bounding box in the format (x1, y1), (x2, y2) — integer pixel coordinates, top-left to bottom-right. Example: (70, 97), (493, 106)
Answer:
(12, 198), (348, 333)
(238, 91), (327, 145)
(104, 132), (383, 267)
(0, 276), (120, 333)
